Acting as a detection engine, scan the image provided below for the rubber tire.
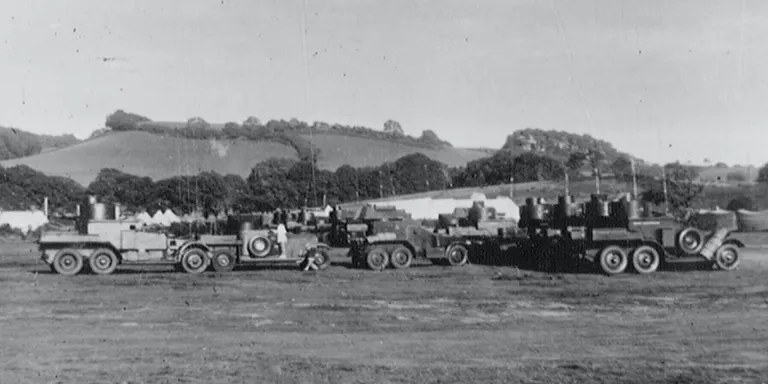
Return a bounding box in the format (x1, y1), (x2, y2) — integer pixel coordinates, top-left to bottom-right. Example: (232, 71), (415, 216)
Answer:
(248, 235), (272, 257)
(211, 249), (236, 273)
(677, 227), (704, 255)
(366, 246), (390, 272)
(714, 244), (740, 271)
(445, 243), (469, 267)
(300, 248), (331, 271)
(598, 245), (628, 275)
(88, 248), (119, 275)
(631, 245), (660, 274)
(389, 246), (414, 269)
(180, 248), (210, 274)
(52, 248), (84, 276)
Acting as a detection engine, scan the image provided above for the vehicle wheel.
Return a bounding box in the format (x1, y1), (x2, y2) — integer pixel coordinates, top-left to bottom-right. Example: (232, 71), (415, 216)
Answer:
(714, 244), (740, 271)
(366, 246), (389, 272)
(631, 245), (660, 274)
(52, 248), (84, 276)
(247, 235), (272, 257)
(88, 248), (119, 275)
(445, 243), (469, 267)
(677, 227), (704, 255)
(301, 248), (331, 271)
(211, 250), (236, 273)
(180, 248), (210, 274)
(390, 246), (414, 269)
(598, 245), (628, 275)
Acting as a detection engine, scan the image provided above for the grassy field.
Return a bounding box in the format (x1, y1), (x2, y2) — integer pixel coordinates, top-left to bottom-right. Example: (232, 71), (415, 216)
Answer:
(302, 132), (492, 170)
(0, 131), (491, 186)
(1, 240), (767, 383)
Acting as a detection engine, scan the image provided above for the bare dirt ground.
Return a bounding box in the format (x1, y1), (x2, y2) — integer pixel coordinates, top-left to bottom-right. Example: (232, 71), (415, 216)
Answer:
(1, 240), (768, 383)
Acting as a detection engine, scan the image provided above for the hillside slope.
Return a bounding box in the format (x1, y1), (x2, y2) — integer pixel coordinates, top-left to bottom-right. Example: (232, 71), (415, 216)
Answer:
(0, 131), (299, 186)
(0, 131), (492, 186)
(301, 132), (491, 170)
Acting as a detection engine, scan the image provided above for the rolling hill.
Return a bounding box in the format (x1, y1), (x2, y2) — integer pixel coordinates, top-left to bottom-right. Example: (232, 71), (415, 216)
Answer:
(0, 131), (298, 186)
(0, 131), (492, 186)
(298, 132), (492, 170)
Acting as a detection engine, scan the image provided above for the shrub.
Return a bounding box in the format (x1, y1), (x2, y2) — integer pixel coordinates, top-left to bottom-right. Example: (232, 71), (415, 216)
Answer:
(726, 171), (747, 182)
(727, 195), (757, 211)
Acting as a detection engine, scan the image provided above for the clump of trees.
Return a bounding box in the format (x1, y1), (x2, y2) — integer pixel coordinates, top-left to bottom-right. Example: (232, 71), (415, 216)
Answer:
(0, 126), (81, 161)
(0, 165), (86, 211)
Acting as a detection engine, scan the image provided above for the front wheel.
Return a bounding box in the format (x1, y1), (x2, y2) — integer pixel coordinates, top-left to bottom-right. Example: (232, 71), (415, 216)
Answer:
(714, 244), (740, 271)
(598, 245), (628, 275)
(180, 248), (210, 274)
(445, 244), (469, 267)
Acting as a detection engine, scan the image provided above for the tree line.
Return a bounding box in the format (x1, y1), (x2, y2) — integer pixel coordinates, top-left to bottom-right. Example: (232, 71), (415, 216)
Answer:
(0, 126), (80, 161)
(4, 149), (768, 217)
(101, 110), (451, 163)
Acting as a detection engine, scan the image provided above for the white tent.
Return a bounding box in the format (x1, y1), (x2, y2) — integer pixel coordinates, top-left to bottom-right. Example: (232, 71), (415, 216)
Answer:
(151, 210), (169, 226)
(135, 211), (152, 225)
(163, 209), (181, 224)
(0, 210), (49, 233)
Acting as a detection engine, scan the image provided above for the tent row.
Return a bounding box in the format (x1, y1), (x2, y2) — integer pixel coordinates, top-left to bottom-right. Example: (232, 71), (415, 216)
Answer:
(130, 209), (225, 227)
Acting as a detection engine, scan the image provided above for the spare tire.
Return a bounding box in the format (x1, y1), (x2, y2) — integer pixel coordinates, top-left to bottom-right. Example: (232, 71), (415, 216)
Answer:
(248, 235), (273, 257)
(677, 227), (704, 255)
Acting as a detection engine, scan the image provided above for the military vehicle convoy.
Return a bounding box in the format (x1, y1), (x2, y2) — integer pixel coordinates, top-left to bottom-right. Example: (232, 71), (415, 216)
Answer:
(38, 198), (330, 275)
(348, 194), (745, 275)
(39, 193), (744, 276)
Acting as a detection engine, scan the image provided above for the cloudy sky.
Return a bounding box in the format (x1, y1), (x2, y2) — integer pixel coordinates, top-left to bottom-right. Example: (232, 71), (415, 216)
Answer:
(1, 0), (766, 165)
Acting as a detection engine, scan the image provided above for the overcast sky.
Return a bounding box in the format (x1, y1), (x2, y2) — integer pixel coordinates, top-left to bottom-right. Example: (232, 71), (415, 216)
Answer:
(1, 0), (766, 166)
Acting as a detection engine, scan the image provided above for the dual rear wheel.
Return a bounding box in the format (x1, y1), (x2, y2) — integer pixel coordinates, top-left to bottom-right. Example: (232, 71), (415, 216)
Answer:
(598, 245), (660, 275)
(52, 248), (120, 276)
(363, 245), (414, 271)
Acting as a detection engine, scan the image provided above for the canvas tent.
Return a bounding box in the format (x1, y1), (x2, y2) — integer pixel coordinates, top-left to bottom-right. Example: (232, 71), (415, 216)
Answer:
(163, 209), (181, 224)
(0, 210), (49, 233)
(135, 211), (152, 225)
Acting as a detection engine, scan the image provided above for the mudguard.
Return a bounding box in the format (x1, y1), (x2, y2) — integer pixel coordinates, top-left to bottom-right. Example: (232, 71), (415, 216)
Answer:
(722, 238), (746, 248)
(176, 242), (212, 260)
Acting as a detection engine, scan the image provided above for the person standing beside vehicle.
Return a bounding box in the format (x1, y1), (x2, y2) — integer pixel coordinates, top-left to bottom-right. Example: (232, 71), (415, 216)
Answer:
(276, 221), (288, 258)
